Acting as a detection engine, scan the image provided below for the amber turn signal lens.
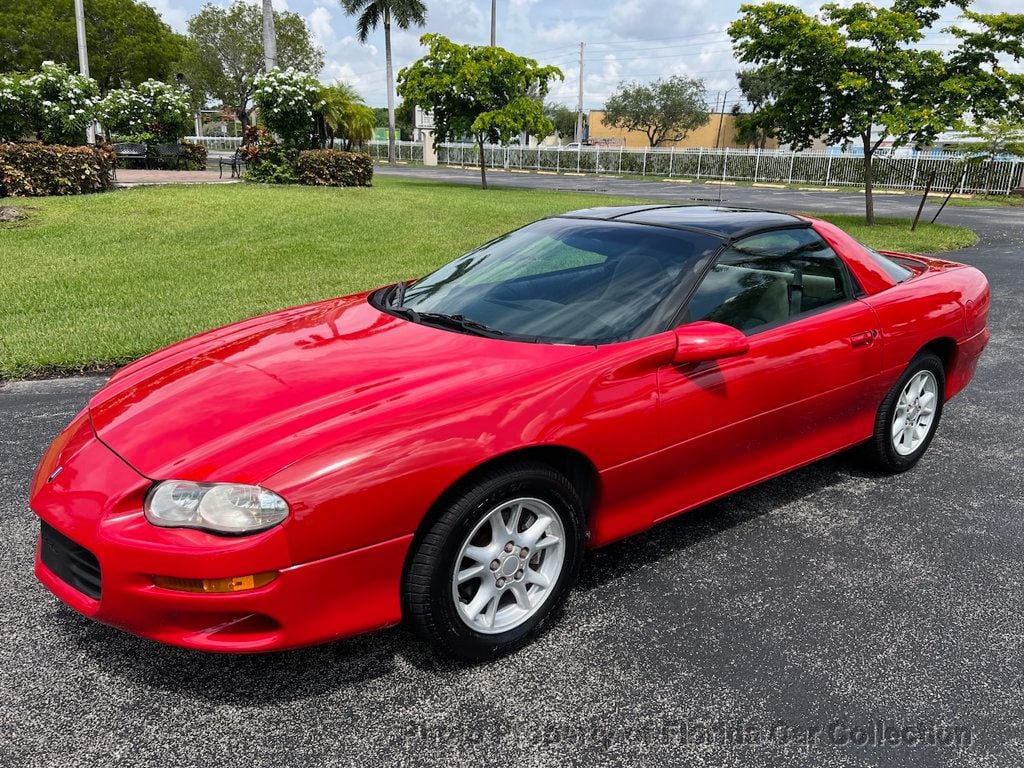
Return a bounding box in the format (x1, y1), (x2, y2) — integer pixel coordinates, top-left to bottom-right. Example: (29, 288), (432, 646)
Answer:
(152, 572), (278, 593)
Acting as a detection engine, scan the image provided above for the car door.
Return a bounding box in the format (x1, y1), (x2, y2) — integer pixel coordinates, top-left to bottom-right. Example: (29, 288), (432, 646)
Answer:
(651, 226), (884, 522)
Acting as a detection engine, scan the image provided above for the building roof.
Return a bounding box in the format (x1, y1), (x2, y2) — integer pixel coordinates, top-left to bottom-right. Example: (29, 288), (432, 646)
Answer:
(557, 205), (807, 238)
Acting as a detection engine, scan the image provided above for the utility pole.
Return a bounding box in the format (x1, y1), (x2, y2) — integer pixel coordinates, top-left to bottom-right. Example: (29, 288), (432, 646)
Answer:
(262, 0), (278, 72)
(74, 0), (96, 144)
(490, 0), (496, 46)
(715, 88), (732, 149)
(575, 42), (585, 144)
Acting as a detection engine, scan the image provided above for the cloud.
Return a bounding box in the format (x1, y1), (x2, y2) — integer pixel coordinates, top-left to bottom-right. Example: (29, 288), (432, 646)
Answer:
(141, 0), (188, 32)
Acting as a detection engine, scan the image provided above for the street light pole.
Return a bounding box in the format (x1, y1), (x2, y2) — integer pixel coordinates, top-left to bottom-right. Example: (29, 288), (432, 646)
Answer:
(575, 42), (585, 144)
(74, 0), (96, 144)
(490, 0), (496, 46)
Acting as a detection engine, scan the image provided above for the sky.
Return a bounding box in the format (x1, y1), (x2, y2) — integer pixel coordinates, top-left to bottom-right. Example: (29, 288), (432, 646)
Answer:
(143, 0), (1022, 112)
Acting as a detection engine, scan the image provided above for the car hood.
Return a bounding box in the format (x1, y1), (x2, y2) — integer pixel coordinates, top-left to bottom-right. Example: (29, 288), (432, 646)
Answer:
(89, 293), (590, 482)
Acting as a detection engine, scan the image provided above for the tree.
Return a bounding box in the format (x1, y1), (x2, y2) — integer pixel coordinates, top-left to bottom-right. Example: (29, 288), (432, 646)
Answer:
(96, 79), (192, 141)
(252, 67), (323, 147)
(183, 1), (323, 129)
(603, 76), (709, 147)
(398, 34), (562, 189)
(319, 82), (376, 149)
(729, 0), (1024, 225)
(341, 0), (427, 166)
(395, 100), (415, 140)
(0, 0), (185, 93)
(945, 11), (1024, 126)
(21, 62), (99, 144)
(732, 66), (782, 150)
(545, 103), (580, 142)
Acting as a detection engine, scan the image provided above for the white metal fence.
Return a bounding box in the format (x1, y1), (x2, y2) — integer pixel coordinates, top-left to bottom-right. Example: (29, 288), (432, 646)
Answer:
(183, 136), (1022, 194)
(434, 143), (1023, 195)
(187, 136), (242, 152)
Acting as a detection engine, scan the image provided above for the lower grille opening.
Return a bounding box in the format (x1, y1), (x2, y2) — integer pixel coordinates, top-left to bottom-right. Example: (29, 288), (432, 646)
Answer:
(40, 520), (102, 600)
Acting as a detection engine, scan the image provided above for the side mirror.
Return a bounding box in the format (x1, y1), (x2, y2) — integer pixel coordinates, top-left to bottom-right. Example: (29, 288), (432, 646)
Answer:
(672, 321), (750, 364)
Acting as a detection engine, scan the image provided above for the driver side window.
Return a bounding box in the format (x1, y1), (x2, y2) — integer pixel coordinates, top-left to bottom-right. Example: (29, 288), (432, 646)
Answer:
(685, 228), (853, 333)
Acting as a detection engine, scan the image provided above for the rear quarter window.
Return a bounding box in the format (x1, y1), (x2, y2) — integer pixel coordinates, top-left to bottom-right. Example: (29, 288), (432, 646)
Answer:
(862, 244), (914, 283)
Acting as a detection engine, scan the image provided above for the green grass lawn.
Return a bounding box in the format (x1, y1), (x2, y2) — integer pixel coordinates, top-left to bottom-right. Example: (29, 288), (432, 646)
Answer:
(0, 177), (978, 379)
(946, 193), (1024, 208)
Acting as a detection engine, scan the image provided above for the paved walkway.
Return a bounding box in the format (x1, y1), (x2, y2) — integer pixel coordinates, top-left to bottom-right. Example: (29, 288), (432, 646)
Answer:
(114, 168), (240, 186)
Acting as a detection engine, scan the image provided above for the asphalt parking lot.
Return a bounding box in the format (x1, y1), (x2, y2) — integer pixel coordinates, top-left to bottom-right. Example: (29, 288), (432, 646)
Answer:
(1, 180), (1022, 767)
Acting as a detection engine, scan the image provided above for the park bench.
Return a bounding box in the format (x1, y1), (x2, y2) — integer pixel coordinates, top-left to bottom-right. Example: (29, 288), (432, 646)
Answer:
(112, 142), (148, 170)
(218, 149), (247, 179)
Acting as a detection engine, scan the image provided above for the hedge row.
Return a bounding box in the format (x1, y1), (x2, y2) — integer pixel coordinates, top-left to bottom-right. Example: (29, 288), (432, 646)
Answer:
(296, 150), (373, 187)
(0, 143), (114, 197)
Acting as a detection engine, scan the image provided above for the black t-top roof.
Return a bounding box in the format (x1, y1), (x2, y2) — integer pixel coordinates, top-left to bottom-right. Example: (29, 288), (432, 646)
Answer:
(556, 205), (807, 239)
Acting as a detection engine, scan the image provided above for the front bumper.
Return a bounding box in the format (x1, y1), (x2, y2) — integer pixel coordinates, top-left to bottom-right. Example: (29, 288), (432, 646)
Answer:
(30, 411), (411, 652)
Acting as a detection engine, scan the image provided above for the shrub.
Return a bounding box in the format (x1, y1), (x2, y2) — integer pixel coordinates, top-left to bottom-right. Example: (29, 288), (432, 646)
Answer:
(20, 62), (99, 145)
(0, 143), (113, 197)
(97, 80), (192, 142)
(178, 140), (207, 170)
(296, 150), (373, 187)
(0, 74), (29, 142)
(252, 67), (323, 148)
(240, 125), (297, 183)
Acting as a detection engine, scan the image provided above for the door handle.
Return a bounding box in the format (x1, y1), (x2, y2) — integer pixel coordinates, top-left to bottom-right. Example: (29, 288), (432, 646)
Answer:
(850, 330), (878, 348)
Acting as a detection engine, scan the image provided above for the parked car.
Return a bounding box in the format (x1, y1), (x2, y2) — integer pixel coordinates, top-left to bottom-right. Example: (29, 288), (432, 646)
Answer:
(30, 205), (990, 660)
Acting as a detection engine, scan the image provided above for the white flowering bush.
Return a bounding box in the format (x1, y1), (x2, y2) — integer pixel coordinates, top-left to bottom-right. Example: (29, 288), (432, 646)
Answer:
(97, 79), (192, 142)
(0, 73), (28, 142)
(252, 67), (324, 148)
(20, 62), (99, 145)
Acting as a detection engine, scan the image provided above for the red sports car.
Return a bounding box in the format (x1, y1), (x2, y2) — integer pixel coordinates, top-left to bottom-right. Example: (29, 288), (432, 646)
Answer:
(30, 205), (990, 660)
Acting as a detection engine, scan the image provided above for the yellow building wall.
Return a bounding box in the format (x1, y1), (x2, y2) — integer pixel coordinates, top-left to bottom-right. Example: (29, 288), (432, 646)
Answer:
(587, 110), (779, 150)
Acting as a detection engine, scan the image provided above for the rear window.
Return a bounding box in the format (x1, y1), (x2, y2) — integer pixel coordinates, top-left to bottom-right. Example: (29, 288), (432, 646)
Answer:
(862, 243), (913, 283)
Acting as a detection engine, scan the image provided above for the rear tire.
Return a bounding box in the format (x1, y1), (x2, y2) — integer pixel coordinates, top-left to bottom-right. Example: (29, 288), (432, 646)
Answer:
(866, 352), (945, 473)
(404, 462), (584, 661)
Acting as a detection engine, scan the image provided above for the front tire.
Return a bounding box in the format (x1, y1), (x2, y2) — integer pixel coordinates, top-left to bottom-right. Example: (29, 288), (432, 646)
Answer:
(867, 352), (945, 473)
(404, 462), (585, 661)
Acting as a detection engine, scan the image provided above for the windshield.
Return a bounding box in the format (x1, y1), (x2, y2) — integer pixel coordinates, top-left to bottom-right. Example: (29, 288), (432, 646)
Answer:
(387, 218), (722, 344)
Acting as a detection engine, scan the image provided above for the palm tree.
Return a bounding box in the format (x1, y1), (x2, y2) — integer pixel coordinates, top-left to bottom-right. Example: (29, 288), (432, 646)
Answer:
(341, 0), (427, 164)
(261, 0), (277, 72)
(318, 82), (376, 149)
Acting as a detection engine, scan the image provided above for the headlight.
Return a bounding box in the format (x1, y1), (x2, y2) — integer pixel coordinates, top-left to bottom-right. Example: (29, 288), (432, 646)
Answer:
(145, 481), (289, 535)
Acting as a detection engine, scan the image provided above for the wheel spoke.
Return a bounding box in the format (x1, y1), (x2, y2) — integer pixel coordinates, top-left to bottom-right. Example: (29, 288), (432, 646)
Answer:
(488, 508), (509, 542)
(457, 564), (485, 584)
(463, 545), (493, 565)
(510, 582), (532, 610)
(464, 582), (496, 621)
(483, 593), (500, 628)
(919, 390), (935, 408)
(525, 568), (550, 588)
(521, 515), (553, 549)
(892, 416), (906, 436)
(534, 534), (560, 551)
(507, 503), (524, 534)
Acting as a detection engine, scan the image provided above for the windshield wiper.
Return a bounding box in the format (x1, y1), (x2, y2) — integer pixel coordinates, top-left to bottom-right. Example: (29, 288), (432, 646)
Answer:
(415, 312), (506, 337)
(391, 280), (411, 307)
